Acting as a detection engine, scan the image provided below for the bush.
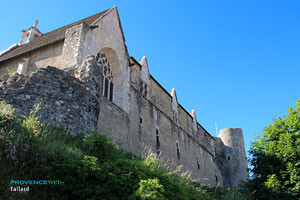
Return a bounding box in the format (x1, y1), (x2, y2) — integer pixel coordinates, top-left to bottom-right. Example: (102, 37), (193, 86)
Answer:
(0, 101), (249, 199)
(135, 178), (166, 200)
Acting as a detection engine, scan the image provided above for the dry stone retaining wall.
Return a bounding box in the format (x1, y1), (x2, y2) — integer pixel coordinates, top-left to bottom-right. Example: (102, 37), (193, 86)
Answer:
(0, 66), (99, 134)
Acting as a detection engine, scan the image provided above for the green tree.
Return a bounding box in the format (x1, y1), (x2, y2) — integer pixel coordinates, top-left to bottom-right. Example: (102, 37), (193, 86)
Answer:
(248, 99), (300, 200)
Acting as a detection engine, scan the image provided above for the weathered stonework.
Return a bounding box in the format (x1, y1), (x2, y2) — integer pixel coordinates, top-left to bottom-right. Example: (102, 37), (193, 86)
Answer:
(0, 66), (99, 134)
(0, 6), (248, 187)
(216, 128), (248, 187)
(61, 23), (88, 70)
(0, 42), (63, 79)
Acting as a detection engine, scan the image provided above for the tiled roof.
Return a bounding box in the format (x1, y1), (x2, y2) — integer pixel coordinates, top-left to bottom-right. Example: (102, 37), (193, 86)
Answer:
(0, 9), (109, 63)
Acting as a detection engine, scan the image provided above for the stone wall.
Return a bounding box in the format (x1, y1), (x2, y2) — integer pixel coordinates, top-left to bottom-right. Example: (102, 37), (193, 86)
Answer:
(0, 58), (23, 79)
(123, 81), (223, 186)
(127, 60), (224, 186)
(216, 128), (248, 187)
(98, 96), (132, 153)
(28, 41), (63, 73)
(0, 66), (99, 134)
(0, 41), (63, 79)
(70, 7), (131, 113)
(149, 78), (172, 118)
(61, 23), (88, 70)
(0, 56), (247, 187)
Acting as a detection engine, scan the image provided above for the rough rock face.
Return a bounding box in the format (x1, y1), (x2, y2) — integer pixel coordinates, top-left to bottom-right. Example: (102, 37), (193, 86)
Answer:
(0, 66), (99, 134)
(70, 55), (103, 100)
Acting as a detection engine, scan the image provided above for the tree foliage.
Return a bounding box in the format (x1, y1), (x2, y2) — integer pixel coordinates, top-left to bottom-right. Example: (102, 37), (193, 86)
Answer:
(248, 99), (300, 199)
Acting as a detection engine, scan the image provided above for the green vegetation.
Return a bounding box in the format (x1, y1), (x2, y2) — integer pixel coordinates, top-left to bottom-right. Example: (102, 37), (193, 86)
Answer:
(248, 99), (300, 200)
(0, 101), (249, 199)
(7, 67), (17, 79)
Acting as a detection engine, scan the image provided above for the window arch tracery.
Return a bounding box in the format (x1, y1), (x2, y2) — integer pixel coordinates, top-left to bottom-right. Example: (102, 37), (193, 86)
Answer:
(96, 52), (114, 101)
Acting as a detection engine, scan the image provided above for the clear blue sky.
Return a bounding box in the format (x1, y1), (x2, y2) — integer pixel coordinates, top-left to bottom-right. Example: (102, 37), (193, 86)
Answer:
(1, 0), (300, 159)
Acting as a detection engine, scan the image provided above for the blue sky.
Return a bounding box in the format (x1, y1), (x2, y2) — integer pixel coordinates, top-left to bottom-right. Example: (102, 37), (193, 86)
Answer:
(1, 0), (299, 159)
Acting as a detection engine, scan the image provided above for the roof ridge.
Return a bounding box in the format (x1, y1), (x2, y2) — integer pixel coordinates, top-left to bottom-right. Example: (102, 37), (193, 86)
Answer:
(0, 8), (110, 63)
(42, 9), (110, 36)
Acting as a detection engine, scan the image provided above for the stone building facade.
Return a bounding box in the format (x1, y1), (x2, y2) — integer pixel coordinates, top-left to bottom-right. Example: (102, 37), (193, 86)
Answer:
(0, 6), (248, 187)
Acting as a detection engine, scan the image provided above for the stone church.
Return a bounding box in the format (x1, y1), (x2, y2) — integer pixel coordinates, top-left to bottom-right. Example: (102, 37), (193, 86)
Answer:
(0, 6), (248, 187)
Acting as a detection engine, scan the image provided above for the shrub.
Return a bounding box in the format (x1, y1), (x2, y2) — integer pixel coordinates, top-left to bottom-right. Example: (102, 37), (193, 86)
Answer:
(7, 67), (17, 80)
(136, 178), (166, 200)
(0, 101), (250, 199)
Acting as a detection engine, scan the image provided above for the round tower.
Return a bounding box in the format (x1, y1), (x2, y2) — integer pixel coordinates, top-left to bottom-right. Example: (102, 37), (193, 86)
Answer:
(217, 128), (248, 187)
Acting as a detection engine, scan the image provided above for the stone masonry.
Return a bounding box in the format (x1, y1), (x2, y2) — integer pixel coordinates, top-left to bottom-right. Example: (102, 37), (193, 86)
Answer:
(0, 6), (248, 187)
(0, 66), (99, 134)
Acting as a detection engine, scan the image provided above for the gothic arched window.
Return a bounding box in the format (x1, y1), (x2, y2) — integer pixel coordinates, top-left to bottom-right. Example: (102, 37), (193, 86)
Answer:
(97, 53), (114, 101)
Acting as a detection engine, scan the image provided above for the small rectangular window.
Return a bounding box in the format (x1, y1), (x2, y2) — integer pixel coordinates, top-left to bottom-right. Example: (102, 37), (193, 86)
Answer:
(197, 156), (200, 169)
(140, 117), (143, 124)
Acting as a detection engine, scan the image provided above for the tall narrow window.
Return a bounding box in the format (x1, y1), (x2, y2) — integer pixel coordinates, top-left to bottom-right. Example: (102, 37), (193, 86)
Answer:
(176, 141), (180, 160)
(140, 117), (143, 125)
(97, 53), (114, 102)
(196, 156), (200, 169)
(156, 129), (160, 149)
(109, 82), (114, 101)
(173, 111), (178, 124)
(139, 81), (143, 93)
(104, 78), (109, 98)
(139, 80), (148, 97)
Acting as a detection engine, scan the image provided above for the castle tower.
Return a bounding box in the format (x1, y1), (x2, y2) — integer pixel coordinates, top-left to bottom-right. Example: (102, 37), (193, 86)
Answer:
(217, 128), (248, 187)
